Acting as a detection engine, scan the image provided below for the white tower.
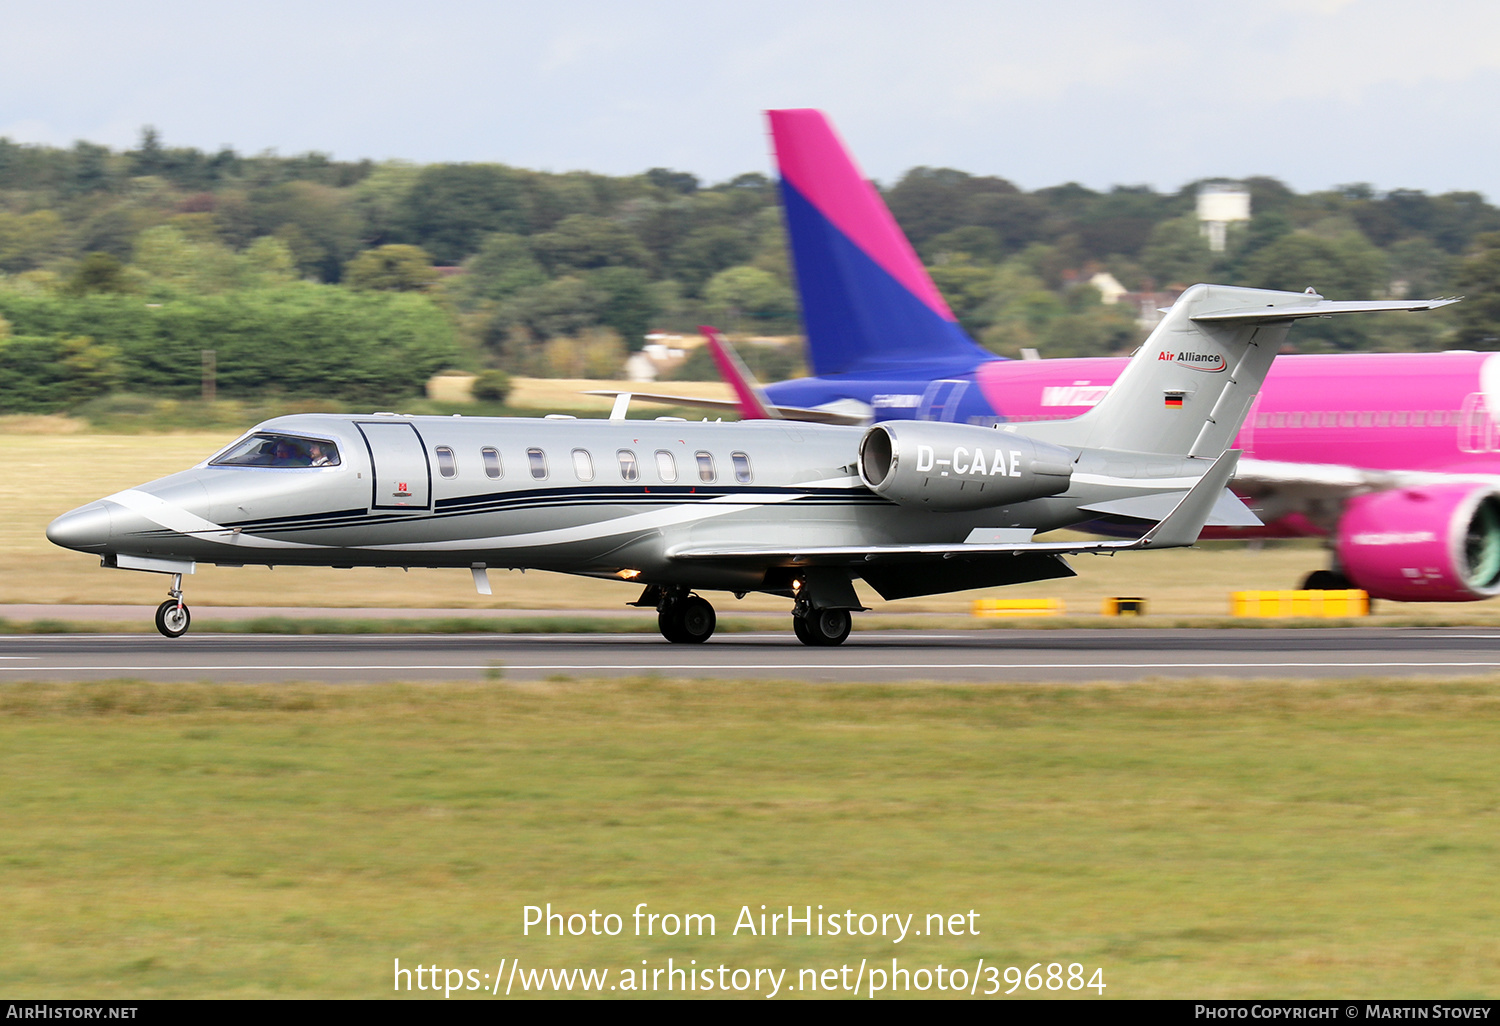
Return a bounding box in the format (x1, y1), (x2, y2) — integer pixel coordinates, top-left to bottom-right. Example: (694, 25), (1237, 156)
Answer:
(1196, 182), (1251, 253)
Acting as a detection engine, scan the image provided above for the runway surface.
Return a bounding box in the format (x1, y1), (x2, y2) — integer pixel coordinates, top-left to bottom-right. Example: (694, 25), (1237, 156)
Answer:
(0, 628), (1498, 682)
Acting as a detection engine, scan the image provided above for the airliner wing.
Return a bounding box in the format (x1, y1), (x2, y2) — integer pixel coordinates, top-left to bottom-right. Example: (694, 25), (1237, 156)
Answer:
(580, 390), (869, 425)
(1233, 458), (1499, 494)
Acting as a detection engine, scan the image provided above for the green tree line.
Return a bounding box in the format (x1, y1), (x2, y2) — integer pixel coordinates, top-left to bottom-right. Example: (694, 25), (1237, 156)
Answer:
(4, 127), (1500, 413)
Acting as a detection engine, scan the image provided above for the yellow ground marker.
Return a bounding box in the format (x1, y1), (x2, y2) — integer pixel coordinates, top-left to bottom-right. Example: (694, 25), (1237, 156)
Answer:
(1231, 590), (1370, 617)
(972, 598), (1064, 617)
(1102, 597), (1147, 616)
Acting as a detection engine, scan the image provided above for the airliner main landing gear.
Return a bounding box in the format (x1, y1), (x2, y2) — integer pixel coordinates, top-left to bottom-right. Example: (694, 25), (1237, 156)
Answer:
(154, 573), (191, 638)
(1300, 569), (1352, 590)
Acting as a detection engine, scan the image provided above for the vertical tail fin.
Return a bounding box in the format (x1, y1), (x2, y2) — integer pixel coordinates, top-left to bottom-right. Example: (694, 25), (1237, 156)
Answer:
(1020, 284), (1458, 456)
(767, 109), (996, 378)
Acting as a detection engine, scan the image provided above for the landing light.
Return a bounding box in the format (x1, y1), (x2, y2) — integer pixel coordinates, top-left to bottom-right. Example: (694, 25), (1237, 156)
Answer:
(617, 568), (641, 580)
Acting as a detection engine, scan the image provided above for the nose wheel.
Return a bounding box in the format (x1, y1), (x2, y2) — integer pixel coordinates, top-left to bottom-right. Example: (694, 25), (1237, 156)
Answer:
(154, 573), (191, 638)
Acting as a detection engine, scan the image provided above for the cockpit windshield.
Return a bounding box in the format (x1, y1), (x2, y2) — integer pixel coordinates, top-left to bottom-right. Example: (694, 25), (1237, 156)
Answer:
(210, 434), (341, 468)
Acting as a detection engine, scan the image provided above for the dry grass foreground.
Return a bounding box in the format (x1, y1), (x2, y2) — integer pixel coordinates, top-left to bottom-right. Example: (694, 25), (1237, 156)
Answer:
(1, 675), (1497, 998)
(10, 430), (1500, 622)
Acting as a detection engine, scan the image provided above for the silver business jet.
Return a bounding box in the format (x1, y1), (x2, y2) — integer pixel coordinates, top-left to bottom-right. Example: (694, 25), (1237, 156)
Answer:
(48, 284), (1364, 645)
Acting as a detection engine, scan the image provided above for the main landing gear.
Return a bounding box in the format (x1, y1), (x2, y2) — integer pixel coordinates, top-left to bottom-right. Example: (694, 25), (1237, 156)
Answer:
(631, 585), (856, 646)
(154, 573), (191, 638)
(655, 589), (717, 644)
(792, 606), (852, 647)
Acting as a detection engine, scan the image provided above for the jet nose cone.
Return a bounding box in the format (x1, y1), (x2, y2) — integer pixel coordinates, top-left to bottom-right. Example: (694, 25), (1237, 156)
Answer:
(47, 502), (113, 552)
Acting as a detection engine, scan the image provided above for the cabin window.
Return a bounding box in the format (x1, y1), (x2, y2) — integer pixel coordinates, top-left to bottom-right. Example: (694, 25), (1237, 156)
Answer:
(696, 451), (716, 483)
(482, 447), (502, 479)
(1375, 411), (1389, 428)
(618, 449), (639, 482)
(527, 448), (548, 479)
(1286, 412), (1302, 429)
(1357, 412), (1373, 428)
(572, 448), (594, 482)
(435, 446), (457, 478)
(1392, 411), (1407, 427)
(655, 450), (677, 483)
(732, 452), (752, 483)
(210, 433), (340, 468)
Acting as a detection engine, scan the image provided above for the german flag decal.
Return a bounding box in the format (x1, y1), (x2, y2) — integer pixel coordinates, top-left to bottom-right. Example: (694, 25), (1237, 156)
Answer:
(1164, 393), (1184, 409)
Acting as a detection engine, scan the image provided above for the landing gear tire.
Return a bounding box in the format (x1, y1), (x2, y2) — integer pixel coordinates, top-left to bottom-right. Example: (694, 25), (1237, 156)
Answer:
(155, 600), (191, 639)
(792, 615), (814, 645)
(659, 595), (716, 644)
(1301, 569), (1351, 590)
(794, 608), (852, 647)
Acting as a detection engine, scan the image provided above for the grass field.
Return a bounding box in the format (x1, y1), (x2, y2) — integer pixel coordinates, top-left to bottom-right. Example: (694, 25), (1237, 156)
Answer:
(2, 676), (1497, 999)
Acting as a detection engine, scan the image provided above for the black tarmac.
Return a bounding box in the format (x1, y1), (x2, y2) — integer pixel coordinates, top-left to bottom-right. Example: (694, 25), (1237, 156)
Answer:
(0, 628), (1496, 683)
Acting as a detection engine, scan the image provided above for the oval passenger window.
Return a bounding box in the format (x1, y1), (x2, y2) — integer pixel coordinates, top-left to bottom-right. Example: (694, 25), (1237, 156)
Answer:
(655, 450), (677, 483)
(618, 449), (639, 482)
(436, 446), (457, 478)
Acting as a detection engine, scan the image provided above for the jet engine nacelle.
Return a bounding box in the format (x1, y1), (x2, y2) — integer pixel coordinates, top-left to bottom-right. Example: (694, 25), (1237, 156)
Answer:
(858, 421), (1073, 511)
(1336, 484), (1500, 602)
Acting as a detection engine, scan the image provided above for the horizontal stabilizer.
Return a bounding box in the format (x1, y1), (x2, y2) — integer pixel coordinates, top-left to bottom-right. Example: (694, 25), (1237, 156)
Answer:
(1192, 296), (1460, 323)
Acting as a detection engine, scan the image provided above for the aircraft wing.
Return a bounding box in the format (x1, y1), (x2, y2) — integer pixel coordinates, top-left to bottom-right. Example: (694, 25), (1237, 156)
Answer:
(670, 451), (1240, 565)
(580, 389), (870, 425)
(1233, 458), (1499, 495)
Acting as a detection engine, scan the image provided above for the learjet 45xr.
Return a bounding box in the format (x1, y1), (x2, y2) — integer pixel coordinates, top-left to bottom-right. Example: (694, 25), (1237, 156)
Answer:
(47, 284), (1431, 644)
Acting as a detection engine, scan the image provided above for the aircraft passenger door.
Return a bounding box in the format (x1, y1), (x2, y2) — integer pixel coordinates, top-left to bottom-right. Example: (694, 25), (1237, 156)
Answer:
(918, 379), (968, 422)
(357, 422), (432, 511)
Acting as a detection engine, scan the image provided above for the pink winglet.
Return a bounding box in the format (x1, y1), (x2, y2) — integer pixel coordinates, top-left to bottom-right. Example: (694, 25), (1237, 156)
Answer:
(767, 109), (955, 321)
(700, 326), (778, 420)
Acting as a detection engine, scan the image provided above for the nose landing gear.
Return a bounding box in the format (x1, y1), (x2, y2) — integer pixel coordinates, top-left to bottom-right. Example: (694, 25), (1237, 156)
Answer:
(154, 573), (191, 638)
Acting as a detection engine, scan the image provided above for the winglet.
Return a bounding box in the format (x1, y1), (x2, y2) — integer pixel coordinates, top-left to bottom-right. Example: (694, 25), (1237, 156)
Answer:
(700, 326), (781, 420)
(1138, 450), (1243, 548)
